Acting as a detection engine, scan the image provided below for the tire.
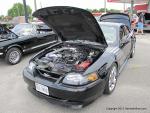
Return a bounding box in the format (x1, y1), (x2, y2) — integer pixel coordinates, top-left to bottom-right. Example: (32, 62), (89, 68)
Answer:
(130, 44), (135, 58)
(104, 63), (118, 94)
(5, 47), (22, 65)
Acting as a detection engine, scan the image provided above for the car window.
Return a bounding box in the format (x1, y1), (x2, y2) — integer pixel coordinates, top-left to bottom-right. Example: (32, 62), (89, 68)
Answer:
(120, 27), (125, 40)
(100, 25), (117, 45)
(12, 24), (34, 36)
(36, 24), (52, 34)
(0, 26), (17, 39)
(32, 25), (38, 33)
(120, 26), (127, 44)
(39, 24), (50, 29)
(124, 26), (130, 36)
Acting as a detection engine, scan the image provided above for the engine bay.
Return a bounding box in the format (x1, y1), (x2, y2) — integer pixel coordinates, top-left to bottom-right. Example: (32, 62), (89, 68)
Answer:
(35, 43), (102, 75)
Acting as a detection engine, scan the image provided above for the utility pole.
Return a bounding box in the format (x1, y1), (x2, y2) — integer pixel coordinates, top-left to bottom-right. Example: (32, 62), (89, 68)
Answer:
(131, 0), (134, 17)
(147, 0), (150, 12)
(23, 0), (28, 23)
(104, 0), (107, 13)
(40, 2), (42, 8)
(123, 1), (126, 12)
(34, 0), (37, 11)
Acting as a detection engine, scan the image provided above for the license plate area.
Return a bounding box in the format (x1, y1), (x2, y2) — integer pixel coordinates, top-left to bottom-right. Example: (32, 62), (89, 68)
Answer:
(35, 83), (49, 95)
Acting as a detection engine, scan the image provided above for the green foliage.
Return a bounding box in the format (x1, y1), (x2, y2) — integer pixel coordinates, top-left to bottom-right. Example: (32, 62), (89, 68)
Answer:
(0, 15), (4, 20)
(108, 9), (120, 13)
(7, 3), (32, 17)
(86, 8), (120, 13)
(86, 8), (93, 12)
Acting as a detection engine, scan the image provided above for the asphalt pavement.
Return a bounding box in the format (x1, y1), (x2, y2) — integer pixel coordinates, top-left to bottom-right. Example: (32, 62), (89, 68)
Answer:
(0, 33), (150, 113)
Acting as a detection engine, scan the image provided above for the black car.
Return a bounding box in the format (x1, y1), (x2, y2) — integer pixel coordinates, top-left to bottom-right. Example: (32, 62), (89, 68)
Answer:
(23, 6), (136, 107)
(0, 23), (57, 64)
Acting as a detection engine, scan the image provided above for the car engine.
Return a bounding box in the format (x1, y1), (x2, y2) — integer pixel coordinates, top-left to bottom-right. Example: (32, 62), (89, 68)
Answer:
(35, 44), (101, 75)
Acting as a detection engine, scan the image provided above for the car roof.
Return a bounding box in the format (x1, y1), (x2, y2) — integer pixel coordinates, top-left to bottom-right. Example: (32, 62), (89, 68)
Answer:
(98, 22), (124, 27)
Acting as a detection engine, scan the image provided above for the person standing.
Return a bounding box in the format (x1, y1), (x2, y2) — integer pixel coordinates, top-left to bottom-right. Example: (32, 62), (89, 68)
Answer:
(137, 12), (145, 35)
(131, 14), (139, 29)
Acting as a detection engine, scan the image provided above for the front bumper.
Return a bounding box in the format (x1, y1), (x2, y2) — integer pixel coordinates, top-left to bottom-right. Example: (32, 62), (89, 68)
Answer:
(23, 68), (106, 105)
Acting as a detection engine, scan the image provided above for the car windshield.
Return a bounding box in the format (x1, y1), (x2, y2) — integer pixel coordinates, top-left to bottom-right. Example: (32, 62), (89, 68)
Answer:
(95, 16), (101, 21)
(12, 24), (34, 36)
(0, 26), (17, 39)
(100, 25), (117, 45)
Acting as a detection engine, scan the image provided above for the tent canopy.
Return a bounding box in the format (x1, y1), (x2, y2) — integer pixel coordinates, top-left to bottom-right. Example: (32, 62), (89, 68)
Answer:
(134, 4), (148, 11)
(107, 0), (148, 4)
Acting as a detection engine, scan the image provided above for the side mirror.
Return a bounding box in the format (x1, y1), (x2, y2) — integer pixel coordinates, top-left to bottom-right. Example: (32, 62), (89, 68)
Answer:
(120, 37), (128, 48)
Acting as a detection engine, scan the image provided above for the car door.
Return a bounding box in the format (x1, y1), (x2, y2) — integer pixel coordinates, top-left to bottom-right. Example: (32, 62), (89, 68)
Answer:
(123, 25), (132, 57)
(20, 25), (40, 51)
(16, 35), (38, 52)
(117, 26), (127, 66)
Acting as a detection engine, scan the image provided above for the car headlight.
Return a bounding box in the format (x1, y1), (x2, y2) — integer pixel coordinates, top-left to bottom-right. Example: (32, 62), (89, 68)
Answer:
(62, 72), (98, 86)
(28, 62), (36, 72)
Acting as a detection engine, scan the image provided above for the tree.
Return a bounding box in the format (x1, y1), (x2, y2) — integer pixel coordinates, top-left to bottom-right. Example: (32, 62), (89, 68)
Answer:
(99, 8), (108, 12)
(7, 3), (32, 17)
(0, 15), (4, 20)
(86, 8), (93, 12)
(85, 8), (120, 13)
(108, 9), (120, 13)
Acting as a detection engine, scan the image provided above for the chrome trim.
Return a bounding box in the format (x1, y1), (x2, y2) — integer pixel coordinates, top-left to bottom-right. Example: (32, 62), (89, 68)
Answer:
(0, 53), (3, 55)
(23, 41), (57, 52)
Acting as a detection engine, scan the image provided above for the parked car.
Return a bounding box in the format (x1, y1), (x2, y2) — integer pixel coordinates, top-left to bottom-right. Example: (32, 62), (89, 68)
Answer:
(100, 13), (131, 28)
(23, 6), (136, 107)
(0, 23), (57, 65)
(94, 15), (101, 21)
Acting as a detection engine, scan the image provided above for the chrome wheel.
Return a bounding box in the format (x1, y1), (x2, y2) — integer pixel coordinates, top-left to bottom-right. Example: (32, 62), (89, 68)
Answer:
(109, 66), (117, 92)
(9, 50), (21, 64)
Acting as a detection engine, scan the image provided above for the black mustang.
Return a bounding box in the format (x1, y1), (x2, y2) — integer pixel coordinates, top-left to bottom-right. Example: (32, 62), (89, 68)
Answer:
(23, 6), (136, 107)
(0, 23), (57, 64)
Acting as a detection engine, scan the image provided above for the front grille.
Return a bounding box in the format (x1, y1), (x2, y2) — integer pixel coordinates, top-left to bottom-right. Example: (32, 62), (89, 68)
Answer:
(36, 68), (62, 82)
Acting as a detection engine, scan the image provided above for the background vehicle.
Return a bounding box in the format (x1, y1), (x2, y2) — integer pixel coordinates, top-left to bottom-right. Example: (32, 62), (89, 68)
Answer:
(23, 6), (136, 107)
(100, 13), (131, 28)
(0, 23), (57, 65)
(11, 23), (53, 36)
(140, 12), (150, 31)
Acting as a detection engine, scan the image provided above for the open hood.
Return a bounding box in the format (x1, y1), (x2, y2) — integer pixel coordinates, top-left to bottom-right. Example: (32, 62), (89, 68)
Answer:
(100, 13), (131, 28)
(33, 6), (107, 46)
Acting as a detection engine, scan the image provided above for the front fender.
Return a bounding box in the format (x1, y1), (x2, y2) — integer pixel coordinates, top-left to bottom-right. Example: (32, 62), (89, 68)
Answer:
(5, 44), (23, 53)
(84, 47), (116, 75)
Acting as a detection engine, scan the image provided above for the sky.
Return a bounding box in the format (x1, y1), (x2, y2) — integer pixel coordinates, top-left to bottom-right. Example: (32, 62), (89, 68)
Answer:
(0, 0), (130, 16)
